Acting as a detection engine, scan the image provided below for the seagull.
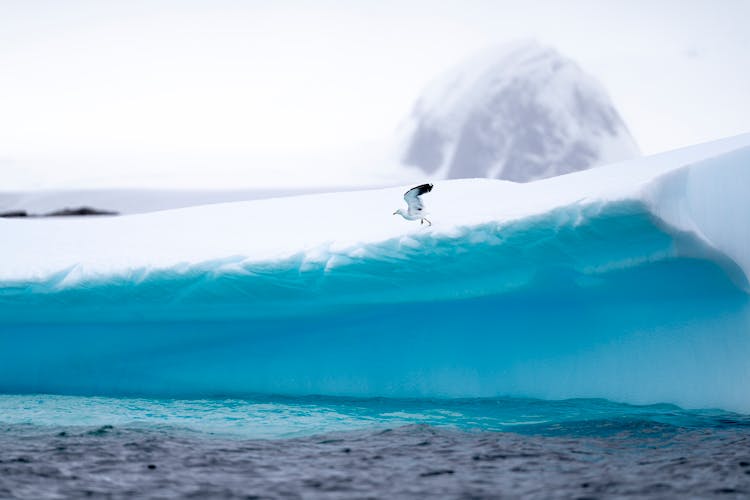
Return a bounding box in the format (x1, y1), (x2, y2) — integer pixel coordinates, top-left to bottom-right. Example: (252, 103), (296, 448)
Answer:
(393, 183), (433, 226)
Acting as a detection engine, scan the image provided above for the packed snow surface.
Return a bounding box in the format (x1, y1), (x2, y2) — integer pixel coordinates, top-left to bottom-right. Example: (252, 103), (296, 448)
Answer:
(400, 41), (640, 181)
(1, 134), (749, 411)
(0, 134), (746, 284)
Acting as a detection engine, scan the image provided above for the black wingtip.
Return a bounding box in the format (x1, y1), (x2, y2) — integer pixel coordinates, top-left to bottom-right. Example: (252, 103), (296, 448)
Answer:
(414, 183), (433, 195)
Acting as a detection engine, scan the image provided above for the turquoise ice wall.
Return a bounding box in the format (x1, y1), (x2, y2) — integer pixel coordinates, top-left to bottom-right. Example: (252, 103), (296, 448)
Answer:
(1, 201), (748, 411)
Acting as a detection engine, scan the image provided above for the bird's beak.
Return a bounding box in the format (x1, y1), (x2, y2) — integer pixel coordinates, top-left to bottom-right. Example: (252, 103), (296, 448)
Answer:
(392, 211), (397, 215)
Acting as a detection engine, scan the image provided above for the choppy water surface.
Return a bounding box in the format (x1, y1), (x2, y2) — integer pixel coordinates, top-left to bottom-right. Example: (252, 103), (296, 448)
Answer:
(2, 395), (750, 498)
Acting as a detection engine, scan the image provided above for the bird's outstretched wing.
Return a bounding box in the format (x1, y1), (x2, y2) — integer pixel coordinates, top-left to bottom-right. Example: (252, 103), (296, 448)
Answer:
(404, 183), (433, 215)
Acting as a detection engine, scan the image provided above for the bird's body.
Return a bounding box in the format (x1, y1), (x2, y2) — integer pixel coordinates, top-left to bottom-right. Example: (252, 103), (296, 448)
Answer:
(394, 183), (433, 226)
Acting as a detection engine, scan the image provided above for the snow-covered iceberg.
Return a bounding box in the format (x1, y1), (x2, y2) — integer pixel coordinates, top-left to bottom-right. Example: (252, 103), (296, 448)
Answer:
(1, 134), (749, 412)
(399, 41), (640, 181)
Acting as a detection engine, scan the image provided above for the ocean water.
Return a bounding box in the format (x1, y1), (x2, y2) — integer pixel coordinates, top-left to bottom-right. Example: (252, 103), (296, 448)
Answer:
(1, 395), (750, 499)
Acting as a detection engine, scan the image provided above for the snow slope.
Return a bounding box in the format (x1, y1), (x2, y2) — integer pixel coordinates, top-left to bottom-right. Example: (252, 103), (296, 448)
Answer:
(400, 41), (640, 181)
(0, 134), (749, 411)
(0, 134), (745, 284)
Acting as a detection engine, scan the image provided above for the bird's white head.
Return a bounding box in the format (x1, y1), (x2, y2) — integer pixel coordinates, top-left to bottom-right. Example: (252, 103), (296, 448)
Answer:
(393, 209), (406, 217)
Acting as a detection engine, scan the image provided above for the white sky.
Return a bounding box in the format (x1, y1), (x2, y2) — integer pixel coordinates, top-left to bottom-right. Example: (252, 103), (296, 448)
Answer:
(1, 0), (749, 188)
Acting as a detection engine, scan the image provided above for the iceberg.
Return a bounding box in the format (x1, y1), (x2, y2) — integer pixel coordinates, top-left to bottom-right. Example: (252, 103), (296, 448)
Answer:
(1, 134), (749, 412)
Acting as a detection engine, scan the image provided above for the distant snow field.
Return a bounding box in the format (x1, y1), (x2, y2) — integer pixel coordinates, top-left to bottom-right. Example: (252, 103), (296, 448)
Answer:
(3, 40), (641, 196)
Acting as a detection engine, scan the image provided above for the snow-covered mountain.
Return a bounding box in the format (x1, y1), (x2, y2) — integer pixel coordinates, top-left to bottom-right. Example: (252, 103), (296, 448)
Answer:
(399, 41), (640, 182)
